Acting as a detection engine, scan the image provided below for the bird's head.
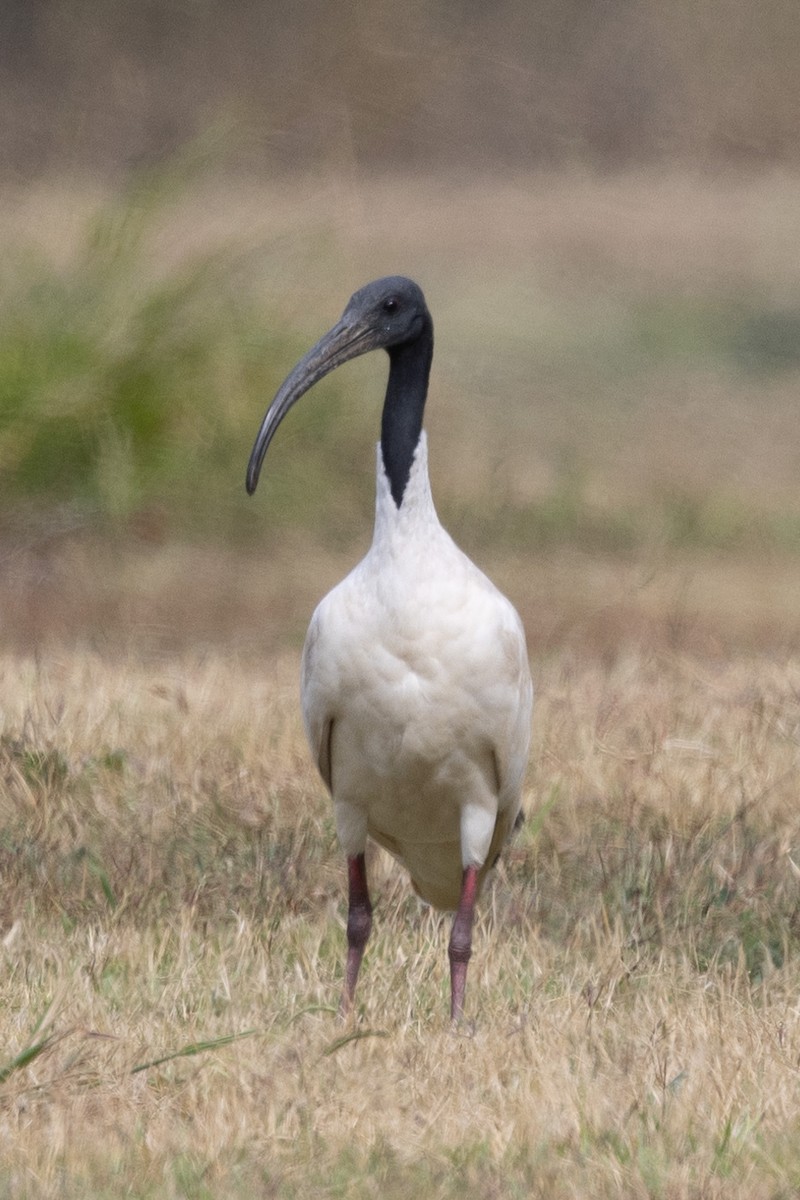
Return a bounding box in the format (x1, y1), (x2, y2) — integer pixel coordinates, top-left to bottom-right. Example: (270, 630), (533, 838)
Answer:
(342, 276), (429, 351)
(246, 276), (430, 495)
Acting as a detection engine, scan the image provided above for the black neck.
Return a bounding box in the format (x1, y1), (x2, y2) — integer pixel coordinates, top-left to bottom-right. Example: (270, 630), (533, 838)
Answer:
(380, 318), (434, 507)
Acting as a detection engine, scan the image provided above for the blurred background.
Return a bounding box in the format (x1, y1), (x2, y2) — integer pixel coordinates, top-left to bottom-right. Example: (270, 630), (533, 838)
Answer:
(1, 0), (800, 657)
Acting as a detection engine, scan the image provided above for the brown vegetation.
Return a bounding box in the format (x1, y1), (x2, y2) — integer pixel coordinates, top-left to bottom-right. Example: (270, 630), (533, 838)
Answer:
(0, 646), (799, 1196)
(3, 1), (800, 177)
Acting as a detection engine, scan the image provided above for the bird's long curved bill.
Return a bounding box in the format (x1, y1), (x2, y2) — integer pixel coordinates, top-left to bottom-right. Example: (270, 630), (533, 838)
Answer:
(246, 318), (376, 495)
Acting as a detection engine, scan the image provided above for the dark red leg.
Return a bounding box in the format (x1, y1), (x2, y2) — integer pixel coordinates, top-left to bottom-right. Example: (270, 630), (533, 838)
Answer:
(448, 864), (480, 1022)
(341, 852), (372, 1016)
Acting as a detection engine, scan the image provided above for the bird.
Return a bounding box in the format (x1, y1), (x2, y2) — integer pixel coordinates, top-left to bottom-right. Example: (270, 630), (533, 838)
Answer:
(246, 276), (532, 1021)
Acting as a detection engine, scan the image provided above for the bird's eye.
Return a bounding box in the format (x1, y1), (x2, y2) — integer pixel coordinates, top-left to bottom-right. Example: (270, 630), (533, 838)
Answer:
(383, 298), (399, 314)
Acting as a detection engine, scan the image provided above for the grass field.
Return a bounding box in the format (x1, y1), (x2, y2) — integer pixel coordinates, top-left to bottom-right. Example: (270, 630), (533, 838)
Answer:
(1, 649), (800, 1197)
(1, 169), (800, 1196)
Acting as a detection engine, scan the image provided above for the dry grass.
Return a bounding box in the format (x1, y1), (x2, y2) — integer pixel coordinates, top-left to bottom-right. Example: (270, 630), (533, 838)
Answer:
(1, 646), (799, 1197)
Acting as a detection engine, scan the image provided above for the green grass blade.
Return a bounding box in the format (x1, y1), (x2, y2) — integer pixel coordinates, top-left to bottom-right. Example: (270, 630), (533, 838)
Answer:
(321, 1029), (389, 1058)
(131, 1029), (259, 1075)
(0, 1036), (54, 1084)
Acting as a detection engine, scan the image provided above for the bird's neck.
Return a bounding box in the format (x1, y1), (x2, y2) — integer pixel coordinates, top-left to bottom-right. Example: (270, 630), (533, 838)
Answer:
(380, 322), (433, 508)
(372, 431), (441, 550)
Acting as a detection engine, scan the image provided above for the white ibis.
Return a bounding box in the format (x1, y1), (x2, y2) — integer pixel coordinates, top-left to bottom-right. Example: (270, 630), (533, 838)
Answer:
(247, 277), (532, 1021)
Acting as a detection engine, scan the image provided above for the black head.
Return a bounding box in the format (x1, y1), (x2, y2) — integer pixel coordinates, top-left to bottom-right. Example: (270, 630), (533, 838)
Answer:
(341, 276), (430, 354)
(246, 276), (431, 495)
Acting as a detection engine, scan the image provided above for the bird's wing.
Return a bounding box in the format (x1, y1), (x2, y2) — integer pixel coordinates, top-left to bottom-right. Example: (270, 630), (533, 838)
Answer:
(300, 607), (334, 791)
(491, 602), (534, 810)
(463, 592), (531, 894)
(447, 564), (532, 808)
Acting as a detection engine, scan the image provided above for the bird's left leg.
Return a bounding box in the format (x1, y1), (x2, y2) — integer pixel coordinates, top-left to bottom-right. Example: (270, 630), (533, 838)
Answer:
(450, 796), (495, 1021)
(340, 852), (372, 1017)
(448, 863), (480, 1022)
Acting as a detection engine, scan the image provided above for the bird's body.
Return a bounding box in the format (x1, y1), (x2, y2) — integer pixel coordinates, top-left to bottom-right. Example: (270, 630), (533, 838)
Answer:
(302, 436), (531, 912)
(247, 276), (532, 1020)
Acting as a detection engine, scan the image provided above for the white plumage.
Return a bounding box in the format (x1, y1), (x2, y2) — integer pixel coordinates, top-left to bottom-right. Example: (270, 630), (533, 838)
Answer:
(302, 436), (532, 912)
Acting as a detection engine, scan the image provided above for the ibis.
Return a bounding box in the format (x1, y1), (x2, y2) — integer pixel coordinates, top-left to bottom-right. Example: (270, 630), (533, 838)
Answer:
(246, 277), (532, 1021)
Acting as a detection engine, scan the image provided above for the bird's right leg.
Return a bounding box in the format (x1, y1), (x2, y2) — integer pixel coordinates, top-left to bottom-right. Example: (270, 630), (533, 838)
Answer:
(341, 852), (372, 1016)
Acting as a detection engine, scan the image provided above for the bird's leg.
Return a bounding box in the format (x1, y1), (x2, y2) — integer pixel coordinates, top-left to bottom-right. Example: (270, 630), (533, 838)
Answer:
(341, 852), (372, 1017)
(448, 864), (480, 1022)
